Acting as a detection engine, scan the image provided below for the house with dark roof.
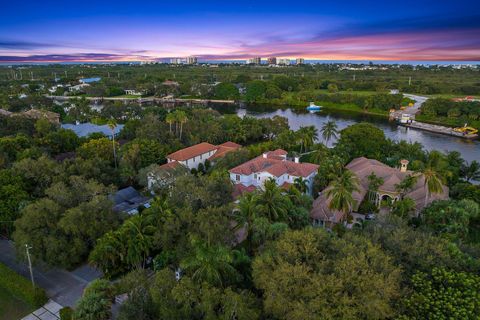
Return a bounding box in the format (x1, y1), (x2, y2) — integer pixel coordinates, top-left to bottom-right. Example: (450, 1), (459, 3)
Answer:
(166, 141), (241, 170)
(111, 186), (151, 215)
(310, 157), (449, 227)
(229, 149), (319, 196)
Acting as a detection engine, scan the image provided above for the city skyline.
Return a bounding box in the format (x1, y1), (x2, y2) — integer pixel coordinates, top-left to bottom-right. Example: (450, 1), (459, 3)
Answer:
(1, 0), (480, 63)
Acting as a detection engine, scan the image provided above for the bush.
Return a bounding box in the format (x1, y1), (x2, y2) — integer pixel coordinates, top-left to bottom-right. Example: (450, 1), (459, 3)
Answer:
(60, 307), (74, 320)
(0, 262), (47, 307)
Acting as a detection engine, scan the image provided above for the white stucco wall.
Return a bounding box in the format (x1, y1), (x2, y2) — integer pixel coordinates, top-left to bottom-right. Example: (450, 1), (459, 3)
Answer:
(230, 171), (317, 195)
(168, 149), (216, 170)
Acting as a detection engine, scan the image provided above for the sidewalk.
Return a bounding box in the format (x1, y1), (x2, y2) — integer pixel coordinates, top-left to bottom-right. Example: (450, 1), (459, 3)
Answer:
(21, 300), (62, 320)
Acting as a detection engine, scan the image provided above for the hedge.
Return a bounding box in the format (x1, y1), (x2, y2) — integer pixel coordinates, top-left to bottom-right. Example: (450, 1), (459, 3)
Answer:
(0, 262), (47, 307)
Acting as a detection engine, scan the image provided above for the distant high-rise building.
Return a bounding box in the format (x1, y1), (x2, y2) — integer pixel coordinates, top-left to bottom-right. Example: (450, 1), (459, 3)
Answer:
(277, 58), (291, 65)
(185, 56), (198, 64)
(247, 57), (262, 65)
(296, 58), (305, 65)
(267, 57), (277, 65)
(170, 58), (183, 64)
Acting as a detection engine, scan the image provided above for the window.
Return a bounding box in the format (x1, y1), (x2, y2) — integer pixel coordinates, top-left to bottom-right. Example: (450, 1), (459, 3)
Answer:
(254, 174), (257, 179)
(236, 175), (240, 181)
(200, 154), (203, 160)
(185, 159), (188, 165)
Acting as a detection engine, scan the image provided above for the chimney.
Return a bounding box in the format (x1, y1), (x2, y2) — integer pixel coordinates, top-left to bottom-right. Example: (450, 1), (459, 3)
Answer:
(294, 156), (300, 163)
(263, 152), (268, 159)
(400, 159), (409, 172)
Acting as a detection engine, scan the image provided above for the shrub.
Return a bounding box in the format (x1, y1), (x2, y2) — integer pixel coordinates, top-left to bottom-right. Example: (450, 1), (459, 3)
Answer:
(60, 307), (74, 320)
(0, 262), (47, 307)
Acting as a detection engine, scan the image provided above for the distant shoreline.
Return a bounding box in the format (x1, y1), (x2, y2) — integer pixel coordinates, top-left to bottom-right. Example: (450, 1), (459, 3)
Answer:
(1, 60), (479, 66)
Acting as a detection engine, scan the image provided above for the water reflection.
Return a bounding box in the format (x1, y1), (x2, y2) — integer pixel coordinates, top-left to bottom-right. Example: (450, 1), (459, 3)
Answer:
(233, 106), (480, 162)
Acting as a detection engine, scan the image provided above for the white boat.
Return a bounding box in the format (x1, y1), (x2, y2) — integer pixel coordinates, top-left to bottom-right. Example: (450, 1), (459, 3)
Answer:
(306, 102), (321, 111)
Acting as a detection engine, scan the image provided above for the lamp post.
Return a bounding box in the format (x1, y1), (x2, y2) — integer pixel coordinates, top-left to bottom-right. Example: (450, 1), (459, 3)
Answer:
(25, 244), (35, 287)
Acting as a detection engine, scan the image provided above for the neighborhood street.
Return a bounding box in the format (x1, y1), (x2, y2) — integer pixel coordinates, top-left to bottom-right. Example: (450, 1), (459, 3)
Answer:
(0, 240), (101, 307)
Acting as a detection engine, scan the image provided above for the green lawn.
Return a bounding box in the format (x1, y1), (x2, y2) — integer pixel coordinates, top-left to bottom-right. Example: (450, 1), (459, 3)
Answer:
(0, 287), (34, 320)
(0, 262), (47, 320)
(314, 89), (382, 96)
(423, 93), (480, 99)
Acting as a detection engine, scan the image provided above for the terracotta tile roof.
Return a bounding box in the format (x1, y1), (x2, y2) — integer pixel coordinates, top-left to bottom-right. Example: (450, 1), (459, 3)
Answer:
(232, 183), (257, 199)
(209, 142), (241, 161)
(280, 182), (292, 190)
(229, 150), (318, 178)
(159, 161), (181, 170)
(310, 192), (347, 223)
(167, 142), (218, 161)
(310, 157), (449, 224)
(167, 141), (241, 162)
(219, 141), (242, 149)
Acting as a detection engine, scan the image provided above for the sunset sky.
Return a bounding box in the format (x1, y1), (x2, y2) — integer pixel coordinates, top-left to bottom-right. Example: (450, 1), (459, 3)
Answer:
(1, 0), (479, 62)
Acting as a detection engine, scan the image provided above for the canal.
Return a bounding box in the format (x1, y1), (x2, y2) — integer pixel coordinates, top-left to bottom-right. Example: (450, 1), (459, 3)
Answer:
(234, 106), (480, 163)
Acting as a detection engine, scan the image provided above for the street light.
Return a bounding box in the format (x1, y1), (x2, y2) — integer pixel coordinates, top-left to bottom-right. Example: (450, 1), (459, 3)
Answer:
(25, 244), (35, 288)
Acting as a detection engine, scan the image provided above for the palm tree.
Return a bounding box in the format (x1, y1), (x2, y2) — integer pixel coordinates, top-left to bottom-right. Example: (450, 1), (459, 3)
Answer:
(256, 179), (290, 222)
(325, 170), (360, 218)
(419, 166), (445, 206)
(297, 126), (318, 153)
(234, 192), (258, 249)
(320, 120), (338, 146)
(395, 174), (418, 199)
(165, 112), (175, 134)
(294, 177), (308, 193)
(175, 110), (188, 140)
(181, 239), (237, 287)
(107, 119), (118, 169)
(461, 160), (480, 182)
(124, 215), (156, 269)
(304, 126), (318, 152)
(367, 172), (384, 202)
(309, 143), (328, 164)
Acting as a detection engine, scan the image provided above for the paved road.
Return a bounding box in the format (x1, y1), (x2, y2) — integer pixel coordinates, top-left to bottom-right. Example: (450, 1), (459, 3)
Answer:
(0, 240), (101, 307)
(402, 94), (428, 116)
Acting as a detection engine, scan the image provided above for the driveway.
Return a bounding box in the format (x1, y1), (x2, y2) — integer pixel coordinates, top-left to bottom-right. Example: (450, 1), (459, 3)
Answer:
(0, 240), (101, 307)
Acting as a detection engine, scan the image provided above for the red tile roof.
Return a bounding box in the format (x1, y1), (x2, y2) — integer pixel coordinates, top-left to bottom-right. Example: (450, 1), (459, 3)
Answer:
(229, 150), (318, 178)
(219, 141), (242, 149)
(167, 142), (218, 161)
(209, 142), (242, 161)
(168, 141), (241, 162)
(159, 161), (181, 170)
(232, 183), (257, 199)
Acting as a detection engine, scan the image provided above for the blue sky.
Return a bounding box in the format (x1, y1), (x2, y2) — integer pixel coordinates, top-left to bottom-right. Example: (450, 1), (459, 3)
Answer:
(1, 0), (479, 62)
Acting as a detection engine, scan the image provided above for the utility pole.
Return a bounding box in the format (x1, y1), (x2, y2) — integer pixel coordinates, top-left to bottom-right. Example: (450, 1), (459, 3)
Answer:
(30, 72), (33, 81)
(353, 74), (356, 81)
(65, 70), (68, 77)
(25, 244), (35, 287)
(408, 76), (411, 86)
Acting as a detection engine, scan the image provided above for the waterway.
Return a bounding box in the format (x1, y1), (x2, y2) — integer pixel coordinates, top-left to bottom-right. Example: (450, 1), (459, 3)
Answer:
(233, 106), (480, 163)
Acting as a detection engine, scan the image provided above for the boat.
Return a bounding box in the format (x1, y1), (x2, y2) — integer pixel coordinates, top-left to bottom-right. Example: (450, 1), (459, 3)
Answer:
(306, 102), (321, 111)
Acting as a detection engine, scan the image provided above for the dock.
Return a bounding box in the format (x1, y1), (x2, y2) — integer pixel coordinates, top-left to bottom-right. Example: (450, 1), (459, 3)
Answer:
(399, 120), (478, 139)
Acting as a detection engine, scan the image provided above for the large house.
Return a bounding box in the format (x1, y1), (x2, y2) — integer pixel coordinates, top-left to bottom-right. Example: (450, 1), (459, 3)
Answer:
(229, 149), (319, 196)
(310, 157), (449, 227)
(166, 141), (241, 170)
